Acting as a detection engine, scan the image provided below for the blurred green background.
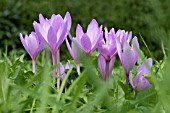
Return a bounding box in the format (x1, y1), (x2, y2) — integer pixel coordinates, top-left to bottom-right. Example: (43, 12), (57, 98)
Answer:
(0, 0), (170, 60)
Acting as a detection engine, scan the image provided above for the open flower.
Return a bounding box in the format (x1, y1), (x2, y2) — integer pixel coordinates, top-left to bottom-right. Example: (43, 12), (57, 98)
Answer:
(98, 27), (117, 61)
(33, 12), (71, 80)
(116, 36), (139, 86)
(98, 54), (116, 81)
(20, 32), (44, 73)
(33, 12), (71, 55)
(66, 38), (81, 75)
(129, 58), (152, 97)
(116, 29), (132, 47)
(75, 19), (102, 57)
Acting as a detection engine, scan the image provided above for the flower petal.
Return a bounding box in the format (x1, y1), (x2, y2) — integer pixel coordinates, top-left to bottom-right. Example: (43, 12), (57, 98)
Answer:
(34, 42), (44, 59)
(134, 74), (141, 85)
(104, 27), (109, 39)
(20, 33), (32, 59)
(116, 30), (125, 45)
(71, 38), (80, 63)
(76, 24), (84, 43)
(132, 36), (139, 52)
(90, 30), (103, 54)
(50, 15), (64, 32)
(127, 31), (132, 43)
(136, 75), (152, 91)
(80, 34), (92, 53)
(27, 33), (37, 55)
(129, 71), (135, 88)
(106, 28), (115, 44)
(138, 58), (153, 75)
(122, 41), (137, 74)
(39, 14), (45, 23)
(56, 21), (68, 50)
(65, 38), (73, 57)
(37, 21), (50, 42)
(65, 60), (71, 70)
(47, 27), (57, 53)
(87, 19), (99, 40)
(33, 22), (44, 42)
(98, 44), (110, 60)
(116, 39), (122, 62)
(109, 56), (116, 78)
(98, 54), (106, 80)
(64, 12), (72, 32)
(58, 63), (66, 80)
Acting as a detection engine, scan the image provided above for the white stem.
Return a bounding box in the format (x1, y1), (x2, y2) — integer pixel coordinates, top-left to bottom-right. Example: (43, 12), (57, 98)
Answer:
(52, 53), (57, 78)
(32, 59), (36, 74)
(57, 49), (60, 91)
(76, 63), (80, 75)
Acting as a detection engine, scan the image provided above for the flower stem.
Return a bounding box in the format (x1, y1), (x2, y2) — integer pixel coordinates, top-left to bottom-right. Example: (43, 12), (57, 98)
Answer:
(56, 49), (60, 91)
(52, 53), (57, 78)
(76, 63), (80, 75)
(32, 59), (36, 74)
(134, 91), (138, 99)
(105, 60), (110, 81)
(86, 53), (90, 59)
(125, 73), (129, 86)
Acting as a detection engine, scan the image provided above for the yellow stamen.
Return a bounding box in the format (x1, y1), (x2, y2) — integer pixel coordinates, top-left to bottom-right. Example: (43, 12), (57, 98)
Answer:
(36, 43), (39, 48)
(91, 39), (94, 44)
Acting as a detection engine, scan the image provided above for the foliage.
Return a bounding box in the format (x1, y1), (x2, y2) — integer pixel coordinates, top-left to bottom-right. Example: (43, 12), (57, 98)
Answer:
(0, 40), (170, 113)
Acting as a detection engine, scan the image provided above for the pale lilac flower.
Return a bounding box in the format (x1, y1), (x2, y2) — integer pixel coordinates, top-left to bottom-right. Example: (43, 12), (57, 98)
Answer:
(58, 63), (66, 81)
(116, 29), (132, 47)
(75, 19), (102, 57)
(65, 60), (72, 70)
(129, 58), (152, 97)
(33, 12), (71, 80)
(65, 38), (81, 75)
(98, 27), (117, 61)
(98, 54), (116, 81)
(20, 32), (44, 73)
(116, 36), (139, 86)
(33, 12), (71, 56)
(57, 61), (71, 88)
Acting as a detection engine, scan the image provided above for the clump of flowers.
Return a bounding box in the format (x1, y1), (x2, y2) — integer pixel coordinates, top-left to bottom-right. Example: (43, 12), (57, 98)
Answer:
(20, 11), (152, 96)
(33, 12), (71, 90)
(98, 28), (117, 81)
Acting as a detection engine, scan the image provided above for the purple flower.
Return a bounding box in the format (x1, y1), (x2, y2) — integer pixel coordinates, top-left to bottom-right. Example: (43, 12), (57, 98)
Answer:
(98, 54), (116, 81)
(76, 19), (102, 57)
(58, 63), (66, 81)
(66, 38), (81, 75)
(116, 36), (139, 86)
(116, 29), (132, 47)
(129, 58), (152, 92)
(65, 60), (72, 70)
(33, 12), (71, 55)
(33, 12), (71, 80)
(20, 32), (44, 73)
(57, 61), (71, 88)
(98, 27), (117, 61)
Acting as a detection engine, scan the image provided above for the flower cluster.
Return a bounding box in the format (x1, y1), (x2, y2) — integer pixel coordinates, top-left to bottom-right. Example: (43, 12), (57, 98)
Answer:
(20, 12), (152, 94)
